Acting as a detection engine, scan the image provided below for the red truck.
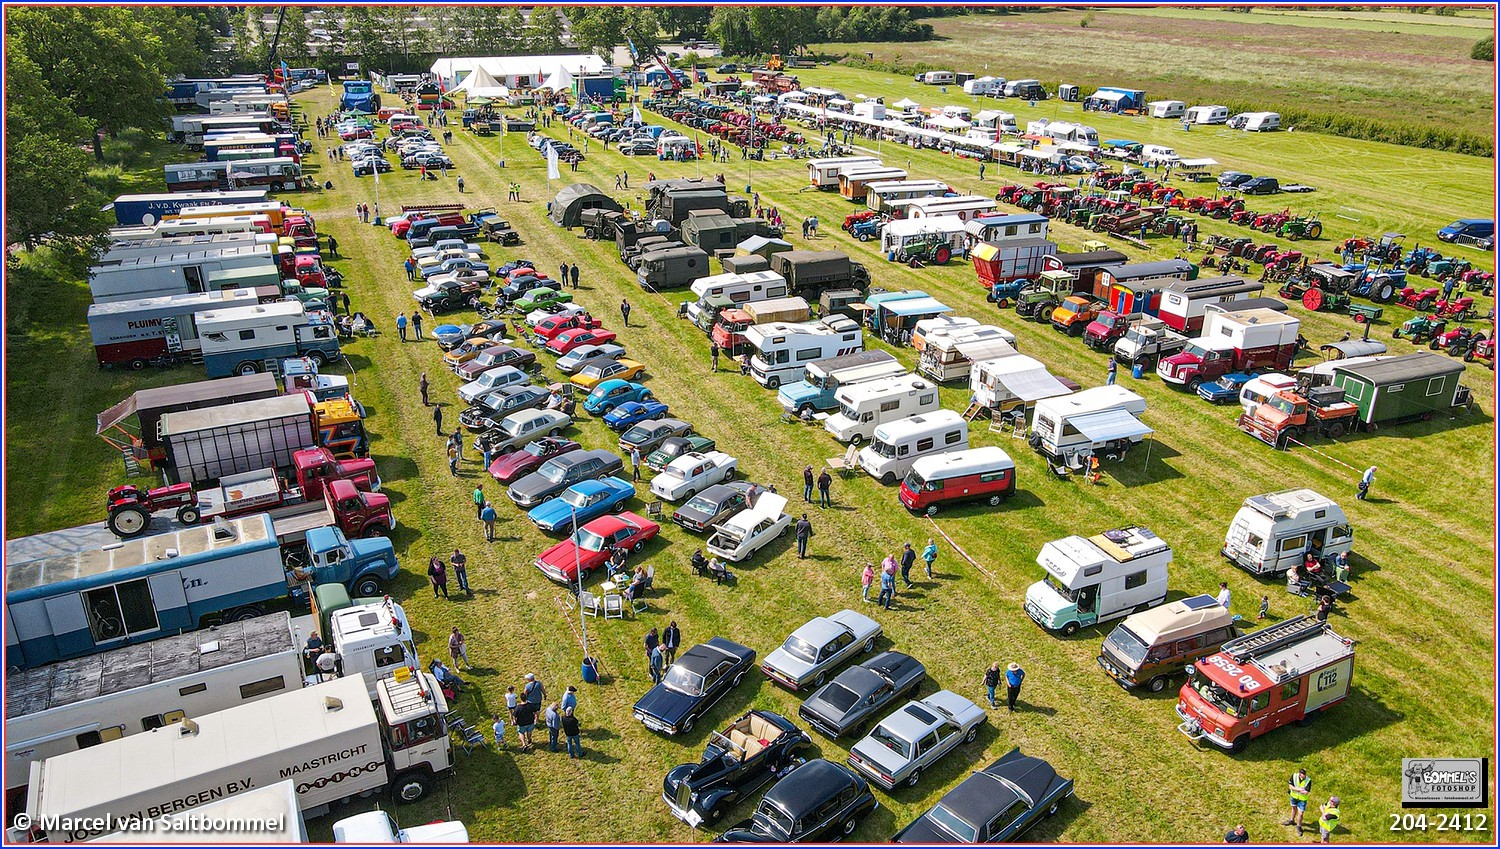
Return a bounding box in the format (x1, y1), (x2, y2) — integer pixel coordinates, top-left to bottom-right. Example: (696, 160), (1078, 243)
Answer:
(1177, 616), (1354, 753)
(710, 308), (755, 355)
(1157, 307), (1300, 391)
(1083, 310), (1146, 351)
(1237, 386), (1360, 448)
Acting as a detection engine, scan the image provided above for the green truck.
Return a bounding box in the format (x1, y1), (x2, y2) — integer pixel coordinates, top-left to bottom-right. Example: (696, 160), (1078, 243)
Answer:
(1329, 353), (1472, 427)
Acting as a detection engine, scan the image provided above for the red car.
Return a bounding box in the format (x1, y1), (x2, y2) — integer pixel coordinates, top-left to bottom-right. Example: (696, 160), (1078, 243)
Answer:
(546, 327), (619, 355)
(339, 127), (373, 140)
(488, 436), (580, 484)
(534, 313), (604, 341)
(533, 512), (659, 584)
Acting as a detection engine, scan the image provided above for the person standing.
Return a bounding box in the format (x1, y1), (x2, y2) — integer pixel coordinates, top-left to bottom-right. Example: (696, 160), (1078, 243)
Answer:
(1004, 662), (1025, 711)
(649, 643), (665, 684)
(1317, 796), (1340, 843)
(451, 428), (464, 461)
(710, 342), (720, 372)
(513, 699), (536, 751)
(523, 673), (545, 709)
(447, 441), (459, 476)
(878, 566), (896, 610)
(561, 685), (578, 714)
(1107, 358), (1117, 386)
(620, 298), (632, 327)
(570, 264), (580, 289)
(1216, 581), (1231, 609)
(473, 484), (486, 519)
(922, 539), (938, 579)
(492, 714), (507, 749)
(861, 562), (876, 602)
(481, 501), (498, 542)
(449, 627), (470, 669)
(983, 662), (1001, 708)
(341, 291), (351, 315)
(1357, 465), (1376, 501)
(561, 706), (582, 758)
(802, 465), (815, 503)
(978, 160), (986, 181)
(428, 556), (449, 598)
(327, 235), (340, 259)
(412, 311), (423, 340)
(899, 542), (917, 588)
(662, 621), (681, 665)
(559, 262), (569, 285)
(433, 404), (444, 436)
(544, 702), (561, 752)
(630, 445), (642, 482)
(795, 514), (812, 559)
(1224, 825), (1249, 843)
(817, 469), (832, 508)
(1259, 594), (1270, 620)
(450, 548), (470, 594)
(396, 312), (408, 341)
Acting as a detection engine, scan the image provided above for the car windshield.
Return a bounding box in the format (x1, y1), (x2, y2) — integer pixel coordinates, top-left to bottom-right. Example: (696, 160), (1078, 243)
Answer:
(1183, 342), (1211, 359)
(869, 724), (912, 759)
(1096, 313), (1120, 329)
(870, 438), (897, 458)
(581, 365), (604, 378)
(1106, 623), (1151, 665)
(561, 488), (590, 508)
(523, 441), (551, 458)
(1043, 574), (1080, 602)
(1215, 376), (1240, 390)
(1189, 670), (1248, 717)
(624, 425), (650, 442)
(1059, 301), (1084, 314)
(781, 635), (821, 664)
(662, 664), (704, 696)
(571, 528), (607, 552)
(754, 802), (794, 837)
(902, 471), (927, 491)
(538, 460), (571, 483)
(1271, 397), (1298, 415)
(926, 805), (978, 842)
(501, 418), (526, 437)
(820, 684), (861, 712)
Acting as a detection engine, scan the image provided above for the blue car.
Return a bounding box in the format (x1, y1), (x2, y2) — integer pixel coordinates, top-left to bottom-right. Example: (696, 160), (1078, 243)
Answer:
(604, 400), (670, 431)
(527, 476), (636, 532)
(420, 258), (490, 279)
(1438, 218), (1494, 246)
(1197, 372), (1252, 404)
(583, 379), (654, 416)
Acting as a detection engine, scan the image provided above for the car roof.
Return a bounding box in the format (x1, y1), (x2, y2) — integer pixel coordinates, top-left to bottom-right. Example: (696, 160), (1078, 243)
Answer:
(879, 701), (944, 739)
(979, 750), (1061, 807)
(677, 638), (750, 674)
(791, 616), (848, 646)
(936, 768), (1025, 826)
(580, 514), (634, 535)
(764, 760), (856, 812)
(829, 665), (886, 698)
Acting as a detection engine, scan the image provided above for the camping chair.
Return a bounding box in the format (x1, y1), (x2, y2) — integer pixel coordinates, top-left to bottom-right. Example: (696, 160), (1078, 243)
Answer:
(1048, 457), (1071, 479)
(646, 501), (664, 518)
(603, 593), (625, 619)
(578, 591), (601, 617)
(458, 725), (488, 755)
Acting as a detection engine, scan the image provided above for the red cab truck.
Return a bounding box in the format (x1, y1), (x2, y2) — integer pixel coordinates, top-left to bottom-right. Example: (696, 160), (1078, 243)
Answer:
(1176, 616), (1353, 753)
(1157, 308), (1300, 391)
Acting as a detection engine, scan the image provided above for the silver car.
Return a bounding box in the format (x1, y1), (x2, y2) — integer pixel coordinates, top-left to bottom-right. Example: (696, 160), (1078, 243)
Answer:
(761, 609), (882, 691)
(847, 690), (988, 790)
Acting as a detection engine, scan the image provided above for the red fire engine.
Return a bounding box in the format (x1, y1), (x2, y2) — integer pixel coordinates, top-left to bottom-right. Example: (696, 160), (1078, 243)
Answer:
(1176, 615), (1354, 753)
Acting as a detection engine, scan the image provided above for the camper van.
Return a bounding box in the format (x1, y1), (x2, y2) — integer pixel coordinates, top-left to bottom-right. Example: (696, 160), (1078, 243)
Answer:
(858, 409), (969, 484)
(918, 327), (1018, 383)
(1222, 489), (1353, 577)
(807, 157), (882, 190)
(921, 71), (957, 86)
(1147, 100), (1186, 119)
(1098, 595), (1243, 692)
(898, 447), (1016, 514)
(865, 180), (951, 213)
(972, 109), (1019, 135)
(969, 354), (1073, 415)
(683, 270), (788, 327)
(901, 196), (998, 223)
(1024, 526), (1172, 636)
(1029, 385), (1150, 464)
(1230, 112), (1280, 132)
(911, 315), (981, 352)
(1002, 79), (1044, 99)
(964, 76), (1003, 96)
(824, 374), (941, 444)
(881, 217), (969, 260)
(1185, 105), (1229, 125)
(746, 316), (863, 390)
(777, 350), (906, 415)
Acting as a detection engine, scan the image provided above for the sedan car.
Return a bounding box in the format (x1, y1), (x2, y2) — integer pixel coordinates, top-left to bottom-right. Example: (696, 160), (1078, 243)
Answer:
(672, 481), (754, 533)
(619, 418), (694, 456)
(604, 399), (670, 431)
(1217, 170), (1252, 189)
(847, 691), (988, 790)
(621, 139), (659, 156)
(534, 312), (604, 341)
(352, 156), (391, 176)
(799, 651), (928, 739)
(459, 384), (551, 431)
(456, 347), (529, 381)
(546, 327), (619, 356)
(534, 512), (659, 583)
(662, 711), (810, 828)
(762, 610), (882, 692)
(715, 759), (878, 843)
(1196, 372), (1252, 404)
(557, 343), (627, 375)
(508, 448), (626, 509)
(707, 493), (792, 563)
(527, 476), (636, 533)
(458, 366), (531, 405)
(650, 452), (738, 502)
(583, 379), (654, 416)
(571, 358), (646, 391)
(513, 287), (573, 313)
(647, 434), (716, 473)
(633, 638), (756, 736)
(477, 408), (572, 456)
(892, 748), (1074, 843)
(420, 257), (490, 280)
(487, 436), (580, 484)
(424, 268), (491, 290)
(446, 343), (534, 374)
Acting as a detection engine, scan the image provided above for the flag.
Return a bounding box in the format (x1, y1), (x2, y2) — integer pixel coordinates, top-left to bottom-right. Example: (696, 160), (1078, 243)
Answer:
(280, 60), (290, 83)
(546, 145), (561, 180)
(631, 104), (643, 125)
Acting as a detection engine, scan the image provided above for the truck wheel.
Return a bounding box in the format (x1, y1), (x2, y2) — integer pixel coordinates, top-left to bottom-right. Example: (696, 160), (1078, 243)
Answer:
(229, 605), (263, 622)
(392, 772), (432, 803)
(1376, 283), (1395, 302)
(235, 361), (260, 375)
(175, 505), (201, 525)
(1326, 422), (1346, 439)
(1296, 708), (1320, 727)
(798, 403), (815, 417)
(127, 358), (148, 371)
(355, 576), (383, 597)
(1060, 622), (1081, 637)
(306, 350), (327, 367)
(1187, 377), (1203, 392)
(766, 376), (780, 390)
(1228, 734), (1251, 754)
(362, 524), (389, 538)
(1147, 675), (1170, 693)
(880, 472), (897, 485)
(1068, 322), (1086, 337)
(108, 505), (152, 538)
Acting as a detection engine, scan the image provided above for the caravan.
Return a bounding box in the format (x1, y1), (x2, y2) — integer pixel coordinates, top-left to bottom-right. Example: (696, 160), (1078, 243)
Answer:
(963, 76), (1004, 96)
(858, 410), (969, 484)
(902, 196), (998, 224)
(807, 157), (882, 190)
(970, 354), (1074, 416)
(881, 217), (968, 261)
(1029, 385), (1151, 464)
(1229, 111), (1280, 132)
(839, 167), (910, 202)
(1147, 100), (1186, 119)
(865, 180), (951, 213)
(921, 71), (957, 85)
(1025, 526), (1172, 636)
(824, 374), (941, 444)
(972, 109), (1019, 135)
(1222, 489), (1353, 577)
(1185, 105), (1229, 125)
(1002, 79), (1044, 99)
(746, 316), (864, 390)
(918, 327), (1018, 383)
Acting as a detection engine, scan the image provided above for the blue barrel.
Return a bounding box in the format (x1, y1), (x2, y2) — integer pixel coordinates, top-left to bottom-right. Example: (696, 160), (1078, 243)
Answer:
(1132, 363), (1144, 380)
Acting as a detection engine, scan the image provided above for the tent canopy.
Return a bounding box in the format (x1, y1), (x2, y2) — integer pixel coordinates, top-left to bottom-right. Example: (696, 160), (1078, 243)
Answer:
(1070, 408), (1153, 444)
(893, 97), (920, 109)
(454, 66), (510, 99)
(985, 356), (1073, 402)
(549, 183), (622, 228)
(885, 297), (953, 318)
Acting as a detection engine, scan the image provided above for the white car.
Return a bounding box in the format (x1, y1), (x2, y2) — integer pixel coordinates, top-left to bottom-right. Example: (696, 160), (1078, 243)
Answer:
(761, 609), (882, 691)
(526, 302), (587, 327)
(556, 343), (626, 374)
(707, 493), (791, 563)
(649, 451), (737, 502)
(412, 240), (482, 264)
(847, 690), (988, 790)
(424, 268), (491, 289)
(457, 365), (529, 405)
(416, 247), (481, 269)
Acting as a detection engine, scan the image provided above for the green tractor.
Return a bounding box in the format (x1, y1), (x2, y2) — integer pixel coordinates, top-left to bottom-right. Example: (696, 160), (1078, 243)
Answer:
(1277, 215), (1324, 241)
(899, 234), (957, 266)
(1392, 314), (1446, 344)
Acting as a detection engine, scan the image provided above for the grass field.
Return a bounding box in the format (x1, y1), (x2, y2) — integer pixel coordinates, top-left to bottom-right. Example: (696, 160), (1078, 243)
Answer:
(811, 7), (1498, 139)
(6, 60), (1495, 843)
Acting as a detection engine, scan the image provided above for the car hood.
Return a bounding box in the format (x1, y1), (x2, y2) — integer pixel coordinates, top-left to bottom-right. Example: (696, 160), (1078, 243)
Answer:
(537, 539), (586, 572)
(413, 285), (442, 299)
(892, 813), (959, 844)
(509, 473), (564, 501)
(763, 647), (815, 682)
(528, 499), (576, 528)
(634, 684), (695, 724)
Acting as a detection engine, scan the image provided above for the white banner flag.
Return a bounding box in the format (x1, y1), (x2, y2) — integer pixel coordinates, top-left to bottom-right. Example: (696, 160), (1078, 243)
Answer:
(546, 145), (561, 180)
(631, 104), (643, 125)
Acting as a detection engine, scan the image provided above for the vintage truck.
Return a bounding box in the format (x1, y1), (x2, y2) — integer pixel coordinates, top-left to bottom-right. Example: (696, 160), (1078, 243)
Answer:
(769, 250), (871, 296)
(1157, 308), (1300, 391)
(1113, 318), (1190, 368)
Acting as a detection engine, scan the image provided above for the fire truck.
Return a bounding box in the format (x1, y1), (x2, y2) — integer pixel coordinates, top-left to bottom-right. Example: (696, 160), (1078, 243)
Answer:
(1176, 616), (1353, 753)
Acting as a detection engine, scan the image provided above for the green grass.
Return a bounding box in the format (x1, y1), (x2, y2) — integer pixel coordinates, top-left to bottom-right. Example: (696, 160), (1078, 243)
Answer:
(6, 68), (1495, 842)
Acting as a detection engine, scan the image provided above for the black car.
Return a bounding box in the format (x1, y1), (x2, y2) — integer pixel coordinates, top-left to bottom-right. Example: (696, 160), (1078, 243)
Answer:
(671, 481), (756, 533)
(799, 651), (927, 738)
(717, 63), (738, 74)
(1239, 176), (1280, 195)
(507, 448), (625, 509)
(1217, 171), (1252, 189)
(663, 710), (810, 828)
(499, 274), (561, 304)
(891, 748), (1074, 844)
(715, 759), (878, 843)
(633, 637), (756, 736)
(458, 384), (550, 432)
(622, 139), (659, 156)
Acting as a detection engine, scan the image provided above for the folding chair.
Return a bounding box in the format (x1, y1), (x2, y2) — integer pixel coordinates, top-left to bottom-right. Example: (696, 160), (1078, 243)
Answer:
(603, 594), (625, 619)
(458, 726), (487, 755)
(578, 591), (601, 617)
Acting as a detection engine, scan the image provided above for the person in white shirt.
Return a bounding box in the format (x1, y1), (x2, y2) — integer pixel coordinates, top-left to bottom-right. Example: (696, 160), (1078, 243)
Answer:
(1216, 581), (1232, 609)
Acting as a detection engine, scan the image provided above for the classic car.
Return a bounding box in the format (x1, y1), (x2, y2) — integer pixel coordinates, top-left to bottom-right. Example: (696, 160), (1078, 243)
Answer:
(508, 449), (627, 509)
(714, 759), (878, 843)
(633, 638), (757, 736)
(414, 279), (480, 314)
(604, 400), (671, 431)
(556, 343), (627, 375)
(663, 711), (810, 828)
(571, 357), (647, 391)
(534, 312), (604, 341)
(534, 512), (659, 583)
(456, 347), (532, 381)
(486, 436), (580, 484)
(527, 476), (636, 533)
(512, 287), (574, 313)
(707, 493), (792, 562)
(526, 302), (587, 327)
(762, 610), (882, 691)
(432, 323), (470, 350)
(583, 379), (654, 416)
(412, 241), (482, 265)
(891, 748), (1074, 843)
(476, 408), (571, 455)
(458, 384), (551, 432)
(419, 257), (490, 279)
(671, 481), (755, 533)
(799, 651), (928, 738)
(546, 327), (619, 356)
(620, 418), (694, 457)
(458, 365), (531, 405)
(1196, 372), (1252, 404)
(446, 343), (534, 373)
(847, 691), (988, 790)
(647, 434), (717, 473)
(650, 452), (739, 502)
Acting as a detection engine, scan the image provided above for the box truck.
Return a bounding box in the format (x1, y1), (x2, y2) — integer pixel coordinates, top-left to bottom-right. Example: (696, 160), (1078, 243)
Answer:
(1157, 308), (1300, 390)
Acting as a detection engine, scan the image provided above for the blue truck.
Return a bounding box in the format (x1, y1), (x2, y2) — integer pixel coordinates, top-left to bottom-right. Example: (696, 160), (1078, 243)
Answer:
(291, 525), (400, 600)
(108, 190), (269, 227)
(341, 79), (380, 112)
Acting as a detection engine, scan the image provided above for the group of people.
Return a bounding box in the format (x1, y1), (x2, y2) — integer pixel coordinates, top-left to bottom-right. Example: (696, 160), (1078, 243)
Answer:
(427, 547), (471, 598)
(494, 674), (585, 758)
(643, 621), (682, 684)
(393, 309), (425, 341)
(859, 539), (940, 608)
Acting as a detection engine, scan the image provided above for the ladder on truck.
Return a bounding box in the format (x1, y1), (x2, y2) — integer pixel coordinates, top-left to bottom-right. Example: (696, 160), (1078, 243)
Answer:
(1222, 615), (1325, 662)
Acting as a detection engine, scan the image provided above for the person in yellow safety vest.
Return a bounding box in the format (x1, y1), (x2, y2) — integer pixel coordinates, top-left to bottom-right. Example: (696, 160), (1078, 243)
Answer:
(1285, 768), (1312, 834)
(1318, 796), (1341, 843)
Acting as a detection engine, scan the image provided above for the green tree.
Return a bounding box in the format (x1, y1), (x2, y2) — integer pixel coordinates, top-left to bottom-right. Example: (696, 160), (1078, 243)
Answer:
(658, 7), (711, 40)
(1473, 35), (1494, 61)
(380, 6), (422, 64)
(277, 5), (316, 66)
(707, 8), (756, 56)
(747, 6), (817, 55)
(527, 7), (566, 53)
(569, 8), (658, 61)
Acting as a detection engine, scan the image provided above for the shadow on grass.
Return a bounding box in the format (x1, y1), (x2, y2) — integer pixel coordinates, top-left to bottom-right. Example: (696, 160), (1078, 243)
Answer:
(1112, 439), (1185, 486)
(1239, 686), (1402, 761)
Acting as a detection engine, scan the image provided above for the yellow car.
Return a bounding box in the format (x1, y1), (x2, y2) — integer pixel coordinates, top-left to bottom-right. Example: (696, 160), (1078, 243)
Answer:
(442, 338), (502, 370)
(570, 358), (647, 391)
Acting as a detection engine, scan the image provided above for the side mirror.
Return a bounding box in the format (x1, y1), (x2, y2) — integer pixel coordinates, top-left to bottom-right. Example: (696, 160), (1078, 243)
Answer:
(1183, 664), (1197, 678)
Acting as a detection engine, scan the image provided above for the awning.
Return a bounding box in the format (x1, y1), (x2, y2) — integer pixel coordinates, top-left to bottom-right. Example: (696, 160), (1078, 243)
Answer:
(884, 297), (953, 318)
(1320, 339), (1388, 360)
(893, 97), (920, 109)
(1178, 158), (1218, 168)
(1070, 408), (1153, 444)
(999, 367), (1072, 403)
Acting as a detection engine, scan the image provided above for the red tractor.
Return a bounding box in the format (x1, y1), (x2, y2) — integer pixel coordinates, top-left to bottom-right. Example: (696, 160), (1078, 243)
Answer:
(1460, 269), (1495, 296)
(1432, 296), (1477, 321)
(1200, 197), (1244, 219)
(843, 210), (881, 231)
(1463, 334), (1495, 368)
(1228, 208), (1258, 226)
(1429, 325), (1477, 355)
(1396, 286), (1442, 311)
(1261, 248), (1305, 270)
(995, 184), (1026, 204)
(105, 482), (200, 535)
(1252, 210), (1291, 232)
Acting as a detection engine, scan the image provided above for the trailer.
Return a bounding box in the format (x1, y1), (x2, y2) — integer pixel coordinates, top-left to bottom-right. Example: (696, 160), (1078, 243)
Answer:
(95, 780), (307, 843)
(88, 244), (279, 304)
(807, 157), (884, 190)
(1156, 275), (1265, 333)
(964, 213), (1049, 248)
(838, 167), (909, 202)
(87, 287), (270, 370)
(971, 239), (1058, 298)
(100, 231), (279, 262)
(866, 180), (951, 213)
(1041, 249), (1130, 292)
(902, 195), (999, 223)
(969, 354), (1073, 417)
(918, 328), (1018, 383)
(158, 394), (317, 486)
(196, 300), (342, 378)
(1329, 353), (1471, 427)
(107, 191), (269, 227)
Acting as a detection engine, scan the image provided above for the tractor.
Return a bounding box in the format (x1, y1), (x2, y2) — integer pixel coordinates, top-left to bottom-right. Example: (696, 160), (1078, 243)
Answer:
(1277, 215), (1323, 240)
(849, 217), (883, 242)
(1015, 270), (1076, 322)
(1395, 286), (1442, 312)
(1429, 325), (1477, 355)
(1460, 269), (1496, 295)
(1365, 233), (1406, 264)
(1463, 334), (1495, 368)
(1403, 245), (1442, 272)
(1334, 236), (1373, 257)
(1392, 314), (1446, 344)
(1432, 296), (1477, 321)
(1252, 210), (1291, 233)
(1347, 266), (1402, 303)
(843, 210), (881, 231)
(1199, 197), (1243, 218)
(1423, 256), (1471, 280)
(1228, 208), (1259, 227)
(899, 234), (956, 266)
(105, 482), (200, 537)
(1261, 248), (1305, 270)
(1299, 287), (1352, 314)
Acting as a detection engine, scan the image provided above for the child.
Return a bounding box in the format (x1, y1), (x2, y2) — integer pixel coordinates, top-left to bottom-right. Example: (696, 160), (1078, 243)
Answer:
(1258, 594), (1270, 620)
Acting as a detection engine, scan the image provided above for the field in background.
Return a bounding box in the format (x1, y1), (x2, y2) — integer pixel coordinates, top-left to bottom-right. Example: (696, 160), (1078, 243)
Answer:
(812, 6), (1497, 140)
(5, 60), (1495, 842)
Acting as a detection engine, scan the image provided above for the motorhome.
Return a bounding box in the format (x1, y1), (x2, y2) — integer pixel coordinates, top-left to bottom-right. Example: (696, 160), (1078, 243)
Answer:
(1098, 595), (1243, 693)
(1024, 526), (1172, 636)
(881, 216), (968, 260)
(918, 327), (1018, 383)
(865, 180), (951, 213)
(839, 167), (910, 202)
(88, 244), (278, 303)
(910, 315), (981, 352)
(858, 410), (969, 484)
(682, 270), (788, 328)
(807, 157), (882, 190)
(746, 316), (864, 390)
(195, 300), (342, 378)
(824, 374), (941, 444)
(963, 76), (1004, 96)
(1185, 105), (1229, 125)
(969, 354), (1073, 416)
(901, 195), (998, 223)
(87, 287), (270, 369)
(1222, 489), (1353, 577)
(898, 447), (1016, 514)
(1029, 385), (1151, 465)
(777, 350), (906, 415)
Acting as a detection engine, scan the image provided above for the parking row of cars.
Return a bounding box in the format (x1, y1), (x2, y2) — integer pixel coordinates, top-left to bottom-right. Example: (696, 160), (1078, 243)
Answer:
(343, 111), (454, 178)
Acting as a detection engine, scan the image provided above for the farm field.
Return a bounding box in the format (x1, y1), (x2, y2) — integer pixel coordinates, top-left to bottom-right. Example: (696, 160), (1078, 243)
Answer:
(811, 6), (1498, 139)
(5, 58), (1495, 843)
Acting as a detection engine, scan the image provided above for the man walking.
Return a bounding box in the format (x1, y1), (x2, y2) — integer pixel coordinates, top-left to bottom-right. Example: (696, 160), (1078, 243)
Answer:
(1107, 358), (1117, 386)
(447, 442), (459, 476)
(561, 707), (582, 758)
(1004, 661), (1025, 711)
(420, 372), (430, 406)
(630, 445), (642, 481)
(1285, 768), (1312, 834)
(795, 513), (813, 559)
(1357, 465), (1376, 500)
(922, 539), (938, 578)
(412, 311), (423, 340)
(396, 312), (408, 341)
(523, 673), (545, 709)
(899, 542), (917, 588)
(983, 662), (1001, 708)
(710, 342), (720, 372)
(649, 643), (665, 684)
(451, 548), (470, 594)
(473, 484), (486, 519)
(341, 291), (350, 315)
(817, 469), (833, 508)
(878, 566), (896, 610)
(802, 465), (815, 503)
(662, 621), (681, 665)
(620, 298), (632, 327)
(481, 501), (498, 542)
(433, 404), (444, 436)
(327, 235), (340, 259)
(570, 264), (580, 289)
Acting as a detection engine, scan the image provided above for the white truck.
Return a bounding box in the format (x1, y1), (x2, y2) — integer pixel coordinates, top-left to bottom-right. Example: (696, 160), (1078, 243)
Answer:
(22, 674), (453, 842)
(1029, 385), (1151, 465)
(333, 810), (470, 843)
(824, 374), (941, 445)
(1222, 489), (1353, 577)
(746, 316), (863, 390)
(93, 780), (307, 843)
(1113, 318), (1190, 368)
(682, 270), (788, 328)
(1024, 526), (1172, 636)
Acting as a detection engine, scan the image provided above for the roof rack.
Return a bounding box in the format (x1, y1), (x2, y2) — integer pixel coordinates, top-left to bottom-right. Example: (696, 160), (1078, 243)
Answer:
(1221, 615), (1325, 663)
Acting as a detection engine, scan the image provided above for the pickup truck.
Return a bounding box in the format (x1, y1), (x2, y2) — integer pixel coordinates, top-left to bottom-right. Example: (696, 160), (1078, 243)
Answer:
(1113, 319), (1189, 367)
(415, 278), (482, 313)
(1083, 310), (1144, 352)
(1050, 295), (1105, 337)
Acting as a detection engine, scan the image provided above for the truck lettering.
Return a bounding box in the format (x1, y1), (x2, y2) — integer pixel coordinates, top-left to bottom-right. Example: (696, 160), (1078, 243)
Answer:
(277, 743), (368, 779)
(1204, 656), (1263, 691)
(295, 760), (384, 794)
(126, 318), (166, 331)
(143, 780), (246, 818)
(183, 577), (206, 590)
(1316, 669), (1339, 691)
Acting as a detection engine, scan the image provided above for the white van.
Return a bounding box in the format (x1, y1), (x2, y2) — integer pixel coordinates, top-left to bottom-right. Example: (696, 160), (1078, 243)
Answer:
(1185, 105), (1229, 125)
(963, 77), (1003, 96)
(1030, 385), (1151, 464)
(922, 71), (956, 86)
(858, 409), (969, 484)
(746, 316), (863, 390)
(1025, 526), (1172, 636)
(1222, 489), (1353, 576)
(1140, 144), (1180, 165)
(825, 374), (940, 444)
(1238, 373), (1297, 415)
(1147, 100), (1186, 119)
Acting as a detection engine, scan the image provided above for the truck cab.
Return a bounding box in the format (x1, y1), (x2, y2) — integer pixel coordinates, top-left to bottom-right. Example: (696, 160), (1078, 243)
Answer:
(1083, 310), (1138, 351)
(295, 524), (400, 598)
(1024, 526), (1171, 636)
(710, 308), (754, 354)
(1113, 320), (1187, 367)
(1237, 387), (1359, 447)
(325, 477), (394, 538)
(282, 357), (353, 403)
(1050, 296), (1103, 337)
(294, 446), (379, 498)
